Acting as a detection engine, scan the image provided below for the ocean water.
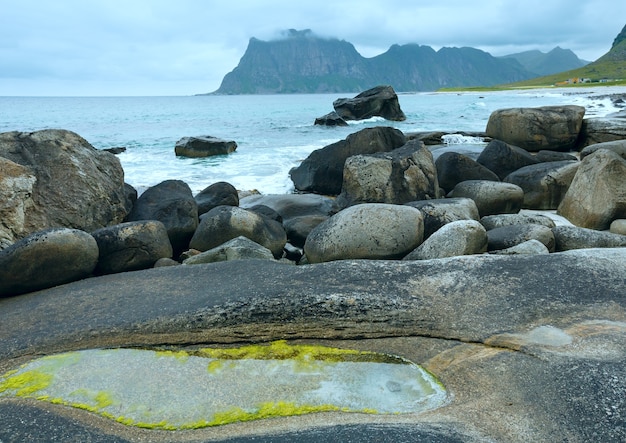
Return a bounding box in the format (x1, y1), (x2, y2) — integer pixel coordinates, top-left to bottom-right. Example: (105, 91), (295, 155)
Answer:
(1, 88), (623, 195)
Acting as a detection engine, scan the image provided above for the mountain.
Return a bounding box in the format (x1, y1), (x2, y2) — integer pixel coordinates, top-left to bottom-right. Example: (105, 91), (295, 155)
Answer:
(499, 47), (589, 76)
(210, 29), (537, 94)
(503, 24), (626, 88)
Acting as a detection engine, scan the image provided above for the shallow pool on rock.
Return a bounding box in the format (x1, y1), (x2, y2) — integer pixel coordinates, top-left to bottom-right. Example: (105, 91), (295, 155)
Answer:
(0, 341), (446, 429)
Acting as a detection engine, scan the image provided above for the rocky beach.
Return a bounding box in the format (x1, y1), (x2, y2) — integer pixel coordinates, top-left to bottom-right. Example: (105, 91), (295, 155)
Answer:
(1, 86), (626, 442)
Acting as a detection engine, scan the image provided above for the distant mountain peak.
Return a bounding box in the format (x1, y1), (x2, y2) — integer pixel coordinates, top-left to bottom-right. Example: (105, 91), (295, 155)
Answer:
(612, 24), (626, 48)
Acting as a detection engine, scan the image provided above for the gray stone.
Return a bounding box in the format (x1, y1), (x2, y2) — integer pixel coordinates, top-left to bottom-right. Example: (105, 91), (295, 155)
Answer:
(480, 213), (556, 231)
(333, 85), (406, 121)
(183, 236), (275, 264)
(195, 181), (239, 216)
(557, 150), (626, 230)
(487, 224), (555, 252)
(0, 228), (98, 296)
(153, 257), (180, 268)
(577, 117), (626, 148)
(240, 193), (335, 222)
(314, 111), (348, 126)
(580, 139), (626, 160)
(447, 180), (524, 217)
(486, 105), (585, 152)
(174, 136), (237, 158)
(533, 150), (578, 162)
(476, 139), (538, 180)
(403, 220), (487, 260)
(490, 239), (550, 255)
(504, 160), (580, 210)
(0, 129), (128, 239)
(126, 180), (199, 254)
(283, 215), (329, 248)
(91, 221), (173, 275)
(553, 225), (626, 251)
(190, 205), (286, 258)
(405, 198), (480, 239)
(289, 127), (406, 195)
(610, 219), (626, 235)
(336, 140), (440, 208)
(0, 157), (36, 248)
(304, 203), (424, 263)
(435, 151), (499, 193)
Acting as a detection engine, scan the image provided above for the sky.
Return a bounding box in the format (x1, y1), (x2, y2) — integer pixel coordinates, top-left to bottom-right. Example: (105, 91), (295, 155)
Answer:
(1, 0), (624, 96)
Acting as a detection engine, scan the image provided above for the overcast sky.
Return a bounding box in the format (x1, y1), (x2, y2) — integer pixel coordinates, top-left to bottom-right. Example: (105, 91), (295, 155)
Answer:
(1, 0), (624, 96)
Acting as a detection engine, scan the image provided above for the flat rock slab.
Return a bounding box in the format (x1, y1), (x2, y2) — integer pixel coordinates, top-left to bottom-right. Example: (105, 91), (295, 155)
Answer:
(0, 249), (625, 442)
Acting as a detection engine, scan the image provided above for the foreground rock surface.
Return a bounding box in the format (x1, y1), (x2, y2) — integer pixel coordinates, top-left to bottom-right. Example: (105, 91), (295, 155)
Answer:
(0, 249), (624, 442)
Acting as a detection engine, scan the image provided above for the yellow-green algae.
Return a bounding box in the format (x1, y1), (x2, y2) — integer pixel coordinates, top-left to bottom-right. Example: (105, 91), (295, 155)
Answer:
(0, 341), (446, 430)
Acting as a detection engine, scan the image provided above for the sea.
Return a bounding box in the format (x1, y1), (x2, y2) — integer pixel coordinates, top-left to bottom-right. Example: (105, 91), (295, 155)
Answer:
(1, 87), (625, 196)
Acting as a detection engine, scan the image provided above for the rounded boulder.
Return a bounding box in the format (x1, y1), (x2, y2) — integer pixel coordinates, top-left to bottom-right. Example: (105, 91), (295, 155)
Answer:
(403, 219), (487, 260)
(304, 203), (424, 263)
(447, 180), (524, 217)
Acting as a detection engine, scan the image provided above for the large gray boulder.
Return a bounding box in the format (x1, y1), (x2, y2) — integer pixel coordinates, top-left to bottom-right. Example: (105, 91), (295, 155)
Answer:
(403, 220), (487, 260)
(405, 198), (480, 239)
(335, 140), (440, 208)
(283, 215), (329, 248)
(557, 150), (626, 230)
(0, 228), (98, 296)
(579, 139), (626, 160)
(194, 181), (239, 216)
(435, 151), (499, 194)
(577, 117), (626, 148)
(486, 106), (585, 152)
(490, 239), (550, 255)
(174, 136), (237, 158)
(126, 180), (199, 254)
(304, 203), (424, 263)
(480, 213), (556, 231)
(240, 193), (335, 222)
(487, 224), (555, 252)
(190, 205), (286, 258)
(91, 221), (173, 275)
(183, 236), (275, 265)
(289, 127), (406, 195)
(504, 160), (580, 210)
(333, 85), (406, 121)
(447, 180), (524, 217)
(314, 111), (348, 126)
(0, 129), (128, 242)
(553, 225), (626, 251)
(476, 139), (539, 179)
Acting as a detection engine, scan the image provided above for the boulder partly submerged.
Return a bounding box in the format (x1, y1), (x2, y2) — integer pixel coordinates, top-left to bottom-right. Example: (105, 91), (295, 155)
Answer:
(333, 85), (406, 122)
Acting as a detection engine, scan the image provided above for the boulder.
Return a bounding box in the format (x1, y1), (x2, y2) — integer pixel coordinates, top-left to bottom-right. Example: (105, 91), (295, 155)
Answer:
(304, 203), (424, 263)
(610, 219), (626, 235)
(314, 111), (348, 126)
(0, 157), (36, 248)
(504, 161), (580, 210)
(490, 239), (550, 255)
(403, 220), (487, 260)
(447, 180), (524, 217)
(487, 224), (555, 252)
(577, 117), (626, 148)
(240, 193), (335, 222)
(174, 136), (237, 158)
(190, 206), (286, 258)
(0, 228), (98, 296)
(552, 225), (626, 251)
(183, 236), (274, 265)
(335, 140), (440, 208)
(332, 85), (406, 121)
(435, 151), (499, 193)
(283, 215), (329, 248)
(153, 258), (180, 267)
(476, 139), (539, 179)
(405, 198), (480, 239)
(126, 180), (198, 255)
(485, 105), (585, 152)
(534, 150), (578, 162)
(123, 183), (138, 217)
(0, 129), (128, 239)
(91, 221), (173, 275)
(480, 213), (556, 231)
(246, 205), (283, 223)
(289, 126), (406, 195)
(580, 139), (626, 160)
(195, 181), (239, 216)
(557, 150), (626, 230)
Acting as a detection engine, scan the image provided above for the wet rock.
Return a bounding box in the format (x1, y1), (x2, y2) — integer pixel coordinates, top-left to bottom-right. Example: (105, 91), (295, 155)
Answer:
(0, 228), (98, 296)
(557, 150), (626, 230)
(405, 198), (480, 239)
(290, 126), (406, 195)
(304, 203), (424, 263)
(190, 205), (286, 258)
(486, 105), (585, 152)
(487, 224), (555, 252)
(476, 139), (538, 180)
(403, 220), (487, 260)
(333, 85), (406, 121)
(504, 160), (580, 210)
(174, 136), (237, 158)
(447, 180), (524, 217)
(435, 151), (499, 194)
(92, 221), (173, 275)
(195, 181), (239, 216)
(314, 111), (348, 126)
(552, 225), (626, 251)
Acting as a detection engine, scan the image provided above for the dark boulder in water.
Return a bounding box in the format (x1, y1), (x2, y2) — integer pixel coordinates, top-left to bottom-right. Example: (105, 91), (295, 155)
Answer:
(174, 136), (237, 158)
(333, 85), (406, 121)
